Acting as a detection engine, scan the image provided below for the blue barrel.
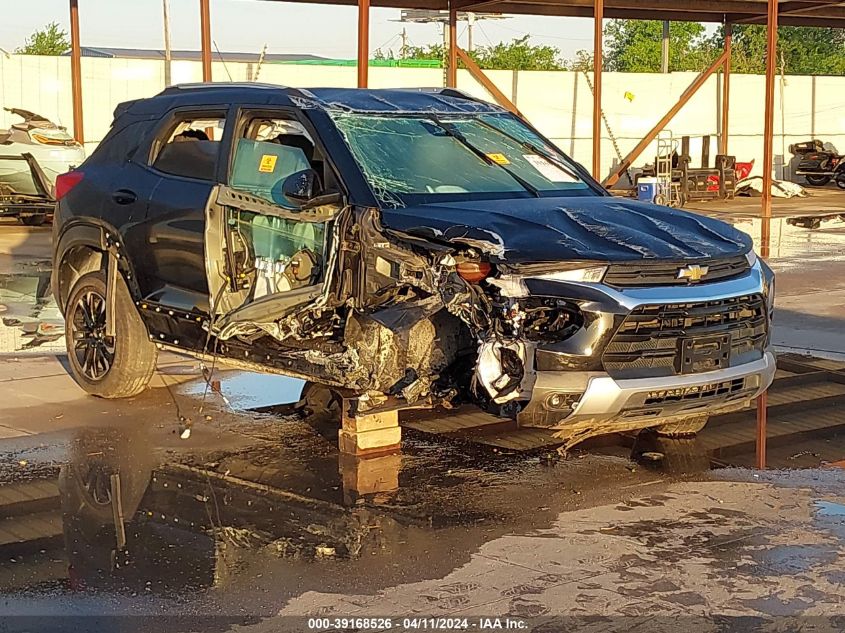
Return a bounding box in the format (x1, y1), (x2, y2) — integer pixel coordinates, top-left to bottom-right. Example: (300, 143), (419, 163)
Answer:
(637, 177), (657, 203)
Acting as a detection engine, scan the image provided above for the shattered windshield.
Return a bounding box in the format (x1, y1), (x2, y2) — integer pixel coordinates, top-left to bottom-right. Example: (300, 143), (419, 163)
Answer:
(331, 112), (595, 207)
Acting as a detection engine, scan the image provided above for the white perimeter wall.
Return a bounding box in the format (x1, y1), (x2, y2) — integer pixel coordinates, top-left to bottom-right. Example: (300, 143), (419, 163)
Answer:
(2, 54), (844, 185)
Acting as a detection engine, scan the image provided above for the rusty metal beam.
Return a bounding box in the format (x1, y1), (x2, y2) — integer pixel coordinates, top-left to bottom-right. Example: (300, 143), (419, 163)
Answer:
(592, 0), (603, 180)
(456, 48), (522, 116)
(358, 0), (370, 87)
(200, 0), (212, 81)
(761, 0), (778, 235)
(447, 2), (458, 87)
(734, 0), (838, 24)
(69, 0), (83, 144)
(720, 23), (732, 156)
(458, 0), (766, 12)
(755, 0), (778, 473)
(603, 48), (729, 188)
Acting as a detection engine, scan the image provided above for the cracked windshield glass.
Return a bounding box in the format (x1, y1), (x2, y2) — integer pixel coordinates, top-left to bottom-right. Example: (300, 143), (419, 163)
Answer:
(331, 112), (594, 207)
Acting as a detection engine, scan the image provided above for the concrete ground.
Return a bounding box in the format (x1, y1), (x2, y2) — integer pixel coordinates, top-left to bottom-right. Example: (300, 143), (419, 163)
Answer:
(1, 210), (845, 631)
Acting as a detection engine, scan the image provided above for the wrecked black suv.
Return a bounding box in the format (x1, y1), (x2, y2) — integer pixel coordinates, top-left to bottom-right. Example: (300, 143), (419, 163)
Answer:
(52, 84), (775, 447)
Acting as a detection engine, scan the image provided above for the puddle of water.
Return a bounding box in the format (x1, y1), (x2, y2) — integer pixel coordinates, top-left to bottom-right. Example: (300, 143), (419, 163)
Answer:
(179, 370), (305, 410)
(730, 215), (845, 267)
(815, 500), (845, 517)
(0, 271), (64, 354)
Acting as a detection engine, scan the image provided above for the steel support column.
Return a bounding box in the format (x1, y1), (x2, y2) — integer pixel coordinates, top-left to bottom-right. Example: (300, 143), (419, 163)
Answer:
(357, 0), (370, 88)
(200, 0), (212, 82)
(720, 23), (732, 155)
(756, 0), (778, 472)
(69, 0), (84, 144)
(761, 0), (778, 251)
(592, 0), (604, 180)
(447, 3), (458, 88)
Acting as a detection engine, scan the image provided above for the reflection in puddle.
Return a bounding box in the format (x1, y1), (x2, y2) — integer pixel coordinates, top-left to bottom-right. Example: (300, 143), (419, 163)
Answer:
(180, 370), (305, 411)
(730, 214), (845, 266)
(815, 500), (845, 517)
(0, 270), (64, 353)
(630, 432), (712, 475)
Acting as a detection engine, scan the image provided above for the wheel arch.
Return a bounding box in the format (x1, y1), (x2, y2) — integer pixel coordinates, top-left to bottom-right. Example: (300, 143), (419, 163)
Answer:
(52, 220), (142, 316)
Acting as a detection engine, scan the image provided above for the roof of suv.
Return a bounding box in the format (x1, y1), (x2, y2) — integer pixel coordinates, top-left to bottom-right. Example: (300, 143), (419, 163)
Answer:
(122, 83), (504, 117)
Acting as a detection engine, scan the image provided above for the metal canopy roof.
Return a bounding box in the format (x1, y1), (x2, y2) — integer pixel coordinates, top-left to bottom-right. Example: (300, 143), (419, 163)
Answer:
(259, 0), (845, 27)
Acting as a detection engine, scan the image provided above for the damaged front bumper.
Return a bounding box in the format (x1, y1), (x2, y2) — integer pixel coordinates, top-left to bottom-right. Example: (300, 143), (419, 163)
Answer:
(500, 258), (776, 431)
(519, 351), (776, 430)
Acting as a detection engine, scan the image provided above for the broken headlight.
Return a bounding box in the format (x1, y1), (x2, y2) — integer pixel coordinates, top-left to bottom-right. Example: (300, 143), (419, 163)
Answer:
(533, 265), (607, 284)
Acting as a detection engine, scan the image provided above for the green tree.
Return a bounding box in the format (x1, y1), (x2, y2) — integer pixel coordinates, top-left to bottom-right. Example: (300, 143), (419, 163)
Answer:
(15, 22), (70, 56)
(711, 25), (845, 75)
(603, 20), (718, 72)
(405, 36), (566, 71)
(473, 36), (566, 71)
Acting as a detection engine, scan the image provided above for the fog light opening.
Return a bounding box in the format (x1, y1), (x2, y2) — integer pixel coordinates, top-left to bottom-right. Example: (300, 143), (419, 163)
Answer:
(544, 392), (582, 411)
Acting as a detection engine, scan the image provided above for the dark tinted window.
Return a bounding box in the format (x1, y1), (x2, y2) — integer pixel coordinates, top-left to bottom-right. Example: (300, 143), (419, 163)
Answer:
(151, 115), (225, 180)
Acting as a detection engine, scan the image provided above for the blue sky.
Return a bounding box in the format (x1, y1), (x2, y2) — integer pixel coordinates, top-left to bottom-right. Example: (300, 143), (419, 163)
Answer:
(0, 0), (597, 60)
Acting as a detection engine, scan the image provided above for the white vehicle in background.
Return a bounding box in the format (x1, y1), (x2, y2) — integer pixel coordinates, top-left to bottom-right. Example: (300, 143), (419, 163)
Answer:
(0, 108), (85, 225)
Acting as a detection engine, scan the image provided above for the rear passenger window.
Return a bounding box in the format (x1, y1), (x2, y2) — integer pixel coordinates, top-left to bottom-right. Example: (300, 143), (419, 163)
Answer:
(152, 115), (225, 180)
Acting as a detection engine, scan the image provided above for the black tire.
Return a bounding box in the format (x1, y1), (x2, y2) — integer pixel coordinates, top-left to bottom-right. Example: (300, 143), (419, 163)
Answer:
(655, 414), (708, 438)
(19, 214), (47, 227)
(805, 175), (831, 187)
(836, 175), (845, 190)
(64, 270), (157, 398)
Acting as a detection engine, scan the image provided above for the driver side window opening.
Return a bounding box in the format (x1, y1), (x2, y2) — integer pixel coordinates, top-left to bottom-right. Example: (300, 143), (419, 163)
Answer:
(225, 114), (336, 302)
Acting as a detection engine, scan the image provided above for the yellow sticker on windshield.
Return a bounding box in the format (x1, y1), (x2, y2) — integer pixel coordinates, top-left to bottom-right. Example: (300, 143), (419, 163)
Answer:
(259, 154), (278, 173)
(486, 153), (511, 165)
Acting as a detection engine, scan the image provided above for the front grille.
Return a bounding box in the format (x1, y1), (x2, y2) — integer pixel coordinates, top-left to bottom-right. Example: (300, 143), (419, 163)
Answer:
(604, 255), (750, 287)
(602, 294), (767, 378)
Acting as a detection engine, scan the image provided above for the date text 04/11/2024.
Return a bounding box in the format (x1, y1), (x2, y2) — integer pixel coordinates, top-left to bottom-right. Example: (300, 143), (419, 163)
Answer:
(306, 617), (528, 630)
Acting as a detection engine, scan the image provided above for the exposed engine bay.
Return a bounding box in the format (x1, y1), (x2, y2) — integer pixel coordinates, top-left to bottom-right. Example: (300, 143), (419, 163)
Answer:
(202, 185), (592, 422)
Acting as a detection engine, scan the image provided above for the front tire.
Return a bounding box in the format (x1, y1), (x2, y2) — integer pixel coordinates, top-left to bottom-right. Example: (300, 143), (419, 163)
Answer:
(805, 175), (831, 187)
(655, 414), (708, 438)
(64, 271), (157, 398)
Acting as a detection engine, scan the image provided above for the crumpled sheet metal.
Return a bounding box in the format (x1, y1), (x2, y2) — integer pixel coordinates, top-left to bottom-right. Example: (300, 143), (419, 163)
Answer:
(380, 196), (752, 264)
(344, 297), (460, 398)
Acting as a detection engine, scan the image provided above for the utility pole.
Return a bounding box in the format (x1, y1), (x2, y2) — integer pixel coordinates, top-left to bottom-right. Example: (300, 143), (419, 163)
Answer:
(163, 0), (172, 86)
(400, 28), (408, 58)
(467, 12), (476, 52)
(661, 20), (669, 73)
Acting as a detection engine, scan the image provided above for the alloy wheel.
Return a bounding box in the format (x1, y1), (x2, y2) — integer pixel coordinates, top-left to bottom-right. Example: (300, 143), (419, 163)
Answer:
(70, 290), (115, 381)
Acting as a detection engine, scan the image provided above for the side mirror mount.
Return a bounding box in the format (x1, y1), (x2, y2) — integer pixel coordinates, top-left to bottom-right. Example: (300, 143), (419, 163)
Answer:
(282, 169), (320, 207)
(281, 169), (342, 210)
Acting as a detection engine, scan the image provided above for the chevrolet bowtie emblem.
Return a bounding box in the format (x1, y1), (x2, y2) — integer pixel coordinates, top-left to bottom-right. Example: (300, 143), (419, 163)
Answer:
(677, 264), (709, 282)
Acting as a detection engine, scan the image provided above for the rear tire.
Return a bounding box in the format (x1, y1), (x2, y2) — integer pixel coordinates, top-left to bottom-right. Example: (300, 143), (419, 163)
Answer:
(805, 175), (831, 187)
(836, 175), (845, 190)
(64, 270), (157, 398)
(655, 414), (708, 438)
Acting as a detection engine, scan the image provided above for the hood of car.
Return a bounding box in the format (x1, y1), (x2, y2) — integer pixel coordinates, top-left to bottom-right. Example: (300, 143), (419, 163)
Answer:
(380, 196), (752, 264)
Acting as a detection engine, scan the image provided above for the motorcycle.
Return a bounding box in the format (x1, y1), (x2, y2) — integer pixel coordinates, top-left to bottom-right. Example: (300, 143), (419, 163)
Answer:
(789, 139), (845, 189)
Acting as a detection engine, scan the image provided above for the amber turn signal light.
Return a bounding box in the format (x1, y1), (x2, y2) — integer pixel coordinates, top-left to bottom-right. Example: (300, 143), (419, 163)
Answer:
(456, 261), (492, 283)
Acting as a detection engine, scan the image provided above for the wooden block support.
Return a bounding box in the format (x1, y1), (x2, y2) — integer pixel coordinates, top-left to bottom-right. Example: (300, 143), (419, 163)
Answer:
(339, 402), (401, 456)
(339, 453), (401, 499)
(338, 427), (401, 456)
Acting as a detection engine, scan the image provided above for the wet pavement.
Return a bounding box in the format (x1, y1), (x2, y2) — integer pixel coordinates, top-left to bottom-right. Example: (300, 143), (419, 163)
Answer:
(2, 214), (845, 630)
